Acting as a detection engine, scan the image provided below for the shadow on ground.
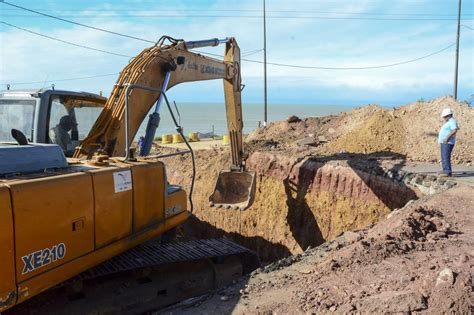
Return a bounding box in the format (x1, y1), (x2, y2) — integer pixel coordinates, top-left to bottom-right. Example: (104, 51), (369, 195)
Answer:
(282, 151), (417, 252)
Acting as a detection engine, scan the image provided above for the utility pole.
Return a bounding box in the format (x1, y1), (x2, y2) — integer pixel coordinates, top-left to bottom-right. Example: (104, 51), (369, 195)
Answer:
(454, 0), (461, 100)
(263, 0), (268, 126)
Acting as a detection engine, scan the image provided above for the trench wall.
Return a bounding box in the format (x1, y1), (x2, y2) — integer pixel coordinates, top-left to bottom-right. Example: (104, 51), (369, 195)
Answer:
(167, 151), (419, 261)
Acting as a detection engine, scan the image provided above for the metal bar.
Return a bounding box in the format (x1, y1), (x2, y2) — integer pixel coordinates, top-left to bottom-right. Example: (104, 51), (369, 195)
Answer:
(185, 38), (229, 49)
(145, 150), (191, 159)
(124, 84), (168, 160)
(140, 71), (172, 156)
(454, 0), (462, 100)
(263, 0), (268, 126)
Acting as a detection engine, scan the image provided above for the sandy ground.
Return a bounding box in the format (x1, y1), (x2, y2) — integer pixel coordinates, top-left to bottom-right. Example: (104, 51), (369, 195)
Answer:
(164, 185), (474, 314)
(246, 96), (473, 164)
(157, 139), (227, 150)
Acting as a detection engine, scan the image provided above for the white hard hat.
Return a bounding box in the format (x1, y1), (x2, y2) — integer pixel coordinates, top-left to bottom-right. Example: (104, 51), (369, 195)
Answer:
(441, 108), (453, 117)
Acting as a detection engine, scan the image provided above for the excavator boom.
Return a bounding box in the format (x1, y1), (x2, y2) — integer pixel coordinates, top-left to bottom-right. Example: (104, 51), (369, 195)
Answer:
(75, 37), (255, 210)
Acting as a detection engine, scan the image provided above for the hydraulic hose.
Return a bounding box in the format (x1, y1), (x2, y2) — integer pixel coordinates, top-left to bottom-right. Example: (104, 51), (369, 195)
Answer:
(162, 94), (196, 213)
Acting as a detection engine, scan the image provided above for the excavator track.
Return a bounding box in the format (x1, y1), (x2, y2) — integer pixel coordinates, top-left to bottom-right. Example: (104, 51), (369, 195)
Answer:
(7, 239), (259, 315)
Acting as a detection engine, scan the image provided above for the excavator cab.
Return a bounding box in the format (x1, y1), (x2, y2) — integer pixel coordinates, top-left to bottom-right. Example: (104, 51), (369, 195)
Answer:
(210, 170), (256, 210)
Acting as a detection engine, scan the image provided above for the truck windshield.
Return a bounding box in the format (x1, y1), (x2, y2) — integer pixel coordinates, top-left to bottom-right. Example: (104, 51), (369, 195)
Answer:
(0, 100), (36, 142)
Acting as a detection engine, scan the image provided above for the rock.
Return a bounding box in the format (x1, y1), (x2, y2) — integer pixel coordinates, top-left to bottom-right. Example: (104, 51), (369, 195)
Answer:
(337, 304), (356, 312)
(342, 231), (362, 244)
(287, 115), (301, 123)
(328, 128), (336, 134)
(387, 209), (400, 219)
(357, 291), (427, 312)
(318, 136), (328, 143)
(436, 268), (454, 286)
(297, 137), (316, 146)
(405, 199), (415, 207)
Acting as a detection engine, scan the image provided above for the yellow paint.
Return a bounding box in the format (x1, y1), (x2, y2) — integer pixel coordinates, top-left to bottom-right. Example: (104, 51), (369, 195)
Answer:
(0, 185), (16, 311)
(188, 132), (200, 142)
(90, 167), (133, 248)
(165, 189), (187, 218)
(16, 210), (189, 306)
(1, 159), (190, 312)
(9, 173), (95, 283)
(172, 133), (184, 143)
(161, 134), (172, 144)
(222, 134), (229, 145)
(132, 161), (165, 231)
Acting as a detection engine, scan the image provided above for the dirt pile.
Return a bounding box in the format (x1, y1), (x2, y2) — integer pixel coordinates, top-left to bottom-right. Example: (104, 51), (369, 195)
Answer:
(246, 96), (473, 163)
(168, 185), (474, 314)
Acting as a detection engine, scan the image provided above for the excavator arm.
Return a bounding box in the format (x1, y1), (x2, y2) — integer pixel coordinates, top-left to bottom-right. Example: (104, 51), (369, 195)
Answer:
(75, 36), (255, 210)
(75, 37), (244, 169)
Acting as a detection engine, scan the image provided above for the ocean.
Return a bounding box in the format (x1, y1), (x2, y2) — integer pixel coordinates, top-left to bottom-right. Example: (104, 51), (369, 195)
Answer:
(136, 103), (356, 138)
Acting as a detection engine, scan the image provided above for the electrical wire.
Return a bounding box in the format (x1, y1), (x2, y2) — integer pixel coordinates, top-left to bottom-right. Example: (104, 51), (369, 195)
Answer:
(462, 24), (474, 30)
(2, 1), (472, 21)
(0, 1), (155, 43)
(1, 73), (119, 86)
(2, 7), (471, 16)
(3, 13), (472, 21)
(197, 43), (456, 70)
(242, 49), (264, 57)
(0, 21), (134, 58)
(3, 41), (458, 87)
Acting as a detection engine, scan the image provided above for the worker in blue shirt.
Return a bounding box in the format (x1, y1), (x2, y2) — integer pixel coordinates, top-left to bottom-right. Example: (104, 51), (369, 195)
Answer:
(438, 108), (459, 177)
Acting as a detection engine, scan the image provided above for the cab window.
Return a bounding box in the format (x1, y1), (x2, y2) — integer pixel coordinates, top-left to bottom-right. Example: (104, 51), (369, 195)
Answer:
(48, 95), (103, 155)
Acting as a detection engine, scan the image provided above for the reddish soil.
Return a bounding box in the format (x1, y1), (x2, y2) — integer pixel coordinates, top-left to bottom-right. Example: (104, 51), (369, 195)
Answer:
(167, 185), (474, 314)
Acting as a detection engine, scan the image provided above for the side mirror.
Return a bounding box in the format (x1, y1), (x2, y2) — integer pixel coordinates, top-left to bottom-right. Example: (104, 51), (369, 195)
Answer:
(11, 129), (28, 145)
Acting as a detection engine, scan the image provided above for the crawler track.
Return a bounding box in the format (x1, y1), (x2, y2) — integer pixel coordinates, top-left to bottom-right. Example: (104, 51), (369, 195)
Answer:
(8, 239), (259, 315)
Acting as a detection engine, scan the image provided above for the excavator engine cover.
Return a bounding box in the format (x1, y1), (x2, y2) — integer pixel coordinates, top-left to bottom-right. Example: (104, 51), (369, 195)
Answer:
(209, 170), (256, 210)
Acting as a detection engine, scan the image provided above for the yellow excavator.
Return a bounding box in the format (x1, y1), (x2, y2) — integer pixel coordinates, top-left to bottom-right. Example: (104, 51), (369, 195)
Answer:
(0, 36), (256, 313)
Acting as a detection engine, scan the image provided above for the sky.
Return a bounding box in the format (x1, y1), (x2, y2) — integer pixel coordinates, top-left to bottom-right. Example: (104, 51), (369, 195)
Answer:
(0, 0), (473, 107)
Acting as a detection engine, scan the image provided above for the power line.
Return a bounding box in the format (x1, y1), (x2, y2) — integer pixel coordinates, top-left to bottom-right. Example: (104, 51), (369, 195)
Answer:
(2, 7), (472, 17)
(0, 21), (133, 58)
(242, 49), (264, 57)
(1, 73), (119, 86)
(1, 42), (460, 87)
(461, 24), (474, 30)
(242, 44), (456, 70)
(0, 1), (155, 43)
(3, 13), (472, 21)
(3, 19), (458, 71)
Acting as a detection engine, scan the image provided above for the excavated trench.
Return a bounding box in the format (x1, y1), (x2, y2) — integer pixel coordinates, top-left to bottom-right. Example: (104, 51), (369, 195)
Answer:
(166, 151), (420, 262)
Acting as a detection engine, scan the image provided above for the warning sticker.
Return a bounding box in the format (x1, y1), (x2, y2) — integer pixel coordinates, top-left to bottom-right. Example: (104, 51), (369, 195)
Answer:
(113, 170), (132, 193)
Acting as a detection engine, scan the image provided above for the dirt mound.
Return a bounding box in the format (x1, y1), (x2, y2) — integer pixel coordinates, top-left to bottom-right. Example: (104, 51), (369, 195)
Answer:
(399, 96), (473, 163)
(170, 185), (474, 314)
(328, 110), (405, 154)
(246, 96), (473, 164)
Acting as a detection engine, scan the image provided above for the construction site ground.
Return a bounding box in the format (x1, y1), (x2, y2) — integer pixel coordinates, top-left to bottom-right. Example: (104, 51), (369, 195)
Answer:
(157, 138), (226, 151)
(164, 185), (473, 314)
(12, 97), (471, 314)
(156, 96), (473, 314)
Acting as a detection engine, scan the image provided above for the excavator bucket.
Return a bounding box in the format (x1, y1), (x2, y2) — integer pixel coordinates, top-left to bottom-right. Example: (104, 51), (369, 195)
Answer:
(209, 170), (256, 210)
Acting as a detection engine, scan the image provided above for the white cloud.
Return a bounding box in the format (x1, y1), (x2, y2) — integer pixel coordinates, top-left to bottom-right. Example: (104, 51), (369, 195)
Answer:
(0, 0), (472, 103)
